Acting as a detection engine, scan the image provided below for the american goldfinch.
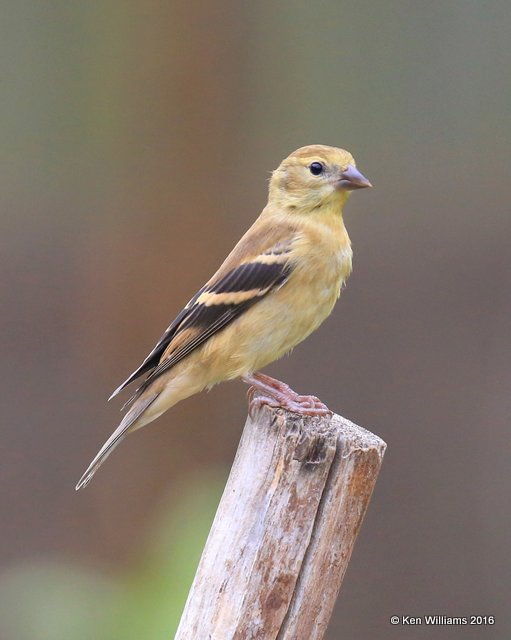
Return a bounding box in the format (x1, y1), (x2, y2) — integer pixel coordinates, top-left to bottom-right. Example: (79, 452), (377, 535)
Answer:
(76, 144), (371, 490)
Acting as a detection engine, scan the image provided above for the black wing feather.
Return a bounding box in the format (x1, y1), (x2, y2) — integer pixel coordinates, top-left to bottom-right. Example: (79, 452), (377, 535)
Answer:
(209, 262), (288, 293)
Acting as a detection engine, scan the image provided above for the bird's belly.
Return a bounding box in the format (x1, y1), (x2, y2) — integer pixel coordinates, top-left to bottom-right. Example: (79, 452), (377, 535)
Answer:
(249, 275), (340, 364)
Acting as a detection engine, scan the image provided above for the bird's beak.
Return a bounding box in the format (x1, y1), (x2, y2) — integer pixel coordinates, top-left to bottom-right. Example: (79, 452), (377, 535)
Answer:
(337, 164), (372, 190)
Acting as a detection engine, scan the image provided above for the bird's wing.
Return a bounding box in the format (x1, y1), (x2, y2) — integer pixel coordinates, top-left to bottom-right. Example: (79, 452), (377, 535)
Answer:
(110, 218), (298, 403)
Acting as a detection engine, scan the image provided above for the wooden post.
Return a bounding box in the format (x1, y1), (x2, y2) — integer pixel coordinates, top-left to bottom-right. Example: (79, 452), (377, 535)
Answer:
(175, 400), (386, 640)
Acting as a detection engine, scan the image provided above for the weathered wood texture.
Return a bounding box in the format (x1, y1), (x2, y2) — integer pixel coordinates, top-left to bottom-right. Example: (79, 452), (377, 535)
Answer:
(175, 401), (386, 640)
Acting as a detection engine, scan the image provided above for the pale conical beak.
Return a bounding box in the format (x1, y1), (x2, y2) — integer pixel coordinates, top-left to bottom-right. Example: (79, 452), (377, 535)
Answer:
(337, 164), (372, 190)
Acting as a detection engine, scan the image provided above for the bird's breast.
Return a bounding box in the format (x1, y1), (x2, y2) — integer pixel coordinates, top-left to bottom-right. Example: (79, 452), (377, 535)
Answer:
(293, 216), (353, 298)
(290, 235), (352, 322)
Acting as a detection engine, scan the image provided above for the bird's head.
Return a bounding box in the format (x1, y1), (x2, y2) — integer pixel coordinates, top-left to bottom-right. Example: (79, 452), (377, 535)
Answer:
(269, 144), (372, 212)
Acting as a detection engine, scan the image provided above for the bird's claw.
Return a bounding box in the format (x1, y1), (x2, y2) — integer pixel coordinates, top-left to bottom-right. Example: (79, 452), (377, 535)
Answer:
(245, 374), (332, 418)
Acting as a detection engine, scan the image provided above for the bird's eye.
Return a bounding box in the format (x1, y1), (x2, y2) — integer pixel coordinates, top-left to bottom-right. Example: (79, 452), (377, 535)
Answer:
(309, 162), (324, 176)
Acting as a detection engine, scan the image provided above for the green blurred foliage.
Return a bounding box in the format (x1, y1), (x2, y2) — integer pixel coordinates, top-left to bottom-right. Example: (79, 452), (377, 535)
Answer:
(0, 474), (223, 640)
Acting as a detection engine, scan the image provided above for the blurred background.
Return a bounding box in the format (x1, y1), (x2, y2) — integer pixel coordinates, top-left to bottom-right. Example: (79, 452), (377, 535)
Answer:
(1, 2), (510, 638)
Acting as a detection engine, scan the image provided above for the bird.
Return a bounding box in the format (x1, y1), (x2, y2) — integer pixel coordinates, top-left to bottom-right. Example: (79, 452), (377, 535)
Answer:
(76, 144), (371, 490)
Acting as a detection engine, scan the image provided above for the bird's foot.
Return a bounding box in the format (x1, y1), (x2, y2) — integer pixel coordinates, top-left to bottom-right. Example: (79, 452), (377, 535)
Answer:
(242, 372), (331, 417)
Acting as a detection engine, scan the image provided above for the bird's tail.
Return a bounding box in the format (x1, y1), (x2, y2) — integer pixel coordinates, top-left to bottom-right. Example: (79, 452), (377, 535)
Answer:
(75, 392), (159, 491)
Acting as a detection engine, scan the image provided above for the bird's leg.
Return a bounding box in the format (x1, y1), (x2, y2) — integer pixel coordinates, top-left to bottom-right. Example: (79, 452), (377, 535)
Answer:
(241, 372), (331, 417)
